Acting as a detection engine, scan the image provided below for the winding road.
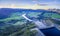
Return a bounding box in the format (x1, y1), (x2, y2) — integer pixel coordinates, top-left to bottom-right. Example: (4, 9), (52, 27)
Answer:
(22, 13), (47, 29)
(22, 13), (45, 36)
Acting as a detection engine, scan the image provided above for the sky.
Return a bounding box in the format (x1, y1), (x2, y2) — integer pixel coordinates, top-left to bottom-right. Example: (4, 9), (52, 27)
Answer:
(0, 0), (60, 9)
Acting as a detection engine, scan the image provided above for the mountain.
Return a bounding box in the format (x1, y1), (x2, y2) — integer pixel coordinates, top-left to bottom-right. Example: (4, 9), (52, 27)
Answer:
(48, 9), (60, 14)
(0, 8), (59, 19)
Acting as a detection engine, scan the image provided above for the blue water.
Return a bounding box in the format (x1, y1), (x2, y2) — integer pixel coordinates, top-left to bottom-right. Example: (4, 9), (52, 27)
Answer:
(40, 27), (60, 36)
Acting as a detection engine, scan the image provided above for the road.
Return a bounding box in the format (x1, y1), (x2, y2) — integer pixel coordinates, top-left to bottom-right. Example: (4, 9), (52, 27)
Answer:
(22, 13), (45, 36)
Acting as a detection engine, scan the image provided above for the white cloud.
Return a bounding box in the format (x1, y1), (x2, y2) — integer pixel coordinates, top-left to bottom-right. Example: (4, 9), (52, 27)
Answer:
(0, 4), (59, 9)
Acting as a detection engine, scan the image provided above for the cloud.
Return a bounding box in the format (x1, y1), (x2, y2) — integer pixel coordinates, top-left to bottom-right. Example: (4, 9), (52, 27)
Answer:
(0, 3), (60, 9)
(37, 3), (48, 6)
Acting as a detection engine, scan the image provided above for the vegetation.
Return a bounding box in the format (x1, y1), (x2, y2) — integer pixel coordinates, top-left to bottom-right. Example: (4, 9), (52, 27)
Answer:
(43, 13), (60, 19)
(0, 19), (37, 36)
(0, 11), (60, 36)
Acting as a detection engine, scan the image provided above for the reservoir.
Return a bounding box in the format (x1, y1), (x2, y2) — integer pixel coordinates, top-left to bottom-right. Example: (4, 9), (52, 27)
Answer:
(40, 27), (60, 36)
